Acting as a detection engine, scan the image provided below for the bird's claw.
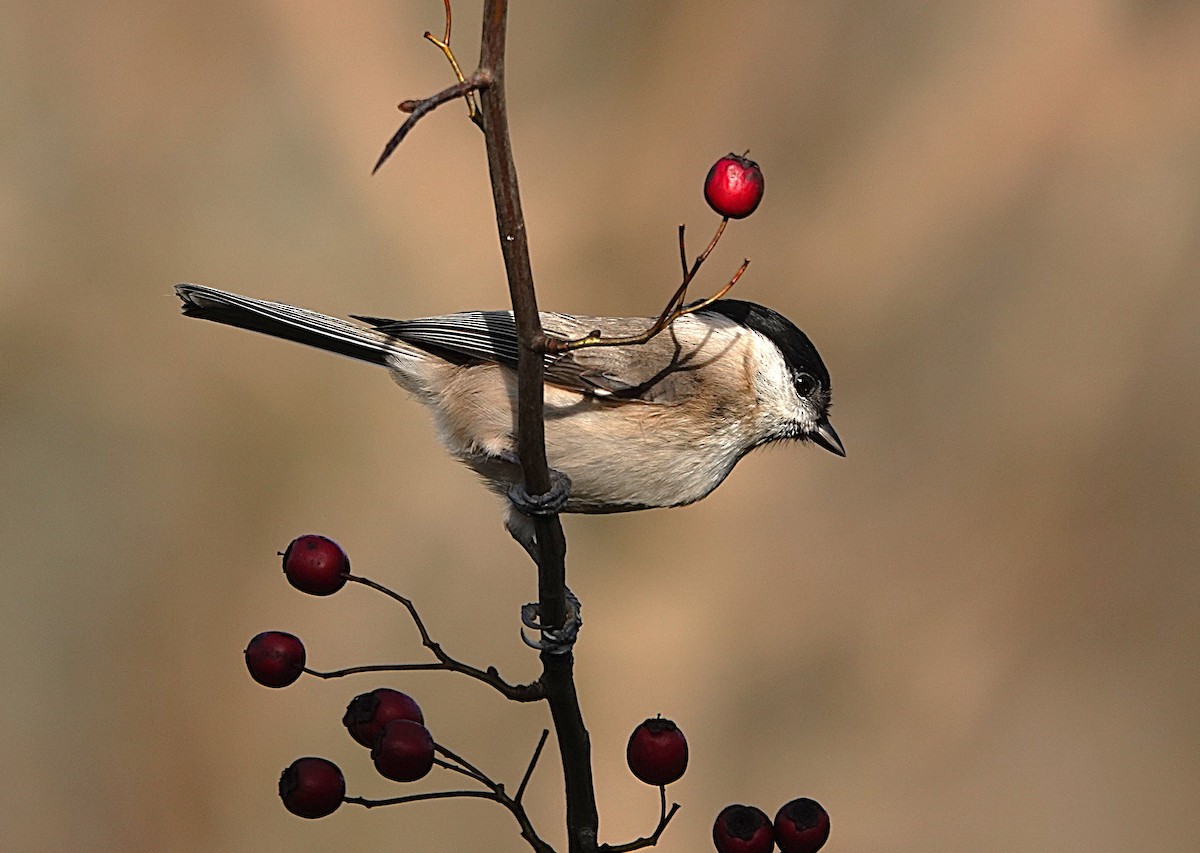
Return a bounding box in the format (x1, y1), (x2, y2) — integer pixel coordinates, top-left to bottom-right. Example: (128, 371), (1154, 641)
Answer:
(520, 588), (582, 654)
(507, 468), (572, 518)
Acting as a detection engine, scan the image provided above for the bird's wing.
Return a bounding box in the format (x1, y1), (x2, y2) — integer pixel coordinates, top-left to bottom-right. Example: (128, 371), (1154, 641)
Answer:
(353, 310), (527, 365)
(353, 311), (702, 400)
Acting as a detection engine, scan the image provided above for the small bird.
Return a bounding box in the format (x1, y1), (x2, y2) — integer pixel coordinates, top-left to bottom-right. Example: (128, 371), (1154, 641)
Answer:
(175, 284), (844, 553)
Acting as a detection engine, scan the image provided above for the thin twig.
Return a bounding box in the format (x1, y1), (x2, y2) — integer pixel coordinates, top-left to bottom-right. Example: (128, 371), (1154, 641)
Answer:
(347, 739), (557, 853)
(332, 574), (543, 701)
(347, 790), (501, 809)
(544, 219), (746, 354)
(422, 0), (483, 125)
(677, 224), (689, 281)
(434, 756), (492, 788)
(435, 742), (495, 790)
(304, 663), (444, 677)
(598, 786), (681, 853)
(439, 0), (451, 42)
(546, 258), (749, 354)
(516, 729), (550, 804)
(374, 71), (493, 174)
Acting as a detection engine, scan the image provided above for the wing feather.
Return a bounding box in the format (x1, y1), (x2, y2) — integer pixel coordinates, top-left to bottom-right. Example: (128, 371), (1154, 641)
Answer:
(352, 309), (732, 401)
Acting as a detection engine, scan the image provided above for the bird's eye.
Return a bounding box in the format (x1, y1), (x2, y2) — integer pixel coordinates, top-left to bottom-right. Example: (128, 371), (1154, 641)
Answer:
(794, 372), (818, 397)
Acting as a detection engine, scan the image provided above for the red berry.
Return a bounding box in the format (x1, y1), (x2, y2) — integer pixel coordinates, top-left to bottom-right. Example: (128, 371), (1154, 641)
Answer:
(343, 688), (425, 748)
(244, 631), (306, 687)
(279, 757), (345, 819)
(713, 804), (775, 853)
(372, 719), (435, 782)
(626, 717), (688, 786)
(774, 798), (829, 853)
(282, 534), (349, 596)
(704, 153), (765, 219)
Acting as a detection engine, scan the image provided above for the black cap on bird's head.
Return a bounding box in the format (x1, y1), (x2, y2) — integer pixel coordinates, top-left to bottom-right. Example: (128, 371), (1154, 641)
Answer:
(703, 299), (845, 457)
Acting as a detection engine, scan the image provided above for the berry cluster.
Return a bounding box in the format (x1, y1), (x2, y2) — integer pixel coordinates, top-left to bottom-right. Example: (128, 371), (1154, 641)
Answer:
(713, 798), (830, 853)
(244, 536), (440, 819)
(277, 683), (435, 819)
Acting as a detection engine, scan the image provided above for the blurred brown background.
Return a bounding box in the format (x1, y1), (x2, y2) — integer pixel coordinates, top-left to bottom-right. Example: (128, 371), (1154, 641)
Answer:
(2, 1), (1197, 850)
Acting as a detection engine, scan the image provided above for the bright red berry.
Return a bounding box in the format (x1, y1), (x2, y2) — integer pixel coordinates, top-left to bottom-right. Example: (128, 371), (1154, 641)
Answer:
(774, 798), (829, 853)
(704, 153), (764, 219)
(372, 719), (435, 782)
(713, 804), (775, 853)
(626, 716), (688, 786)
(343, 688), (425, 748)
(244, 630), (306, 687)
(279, 757), (345, 819)
(282, 534), (349, 596)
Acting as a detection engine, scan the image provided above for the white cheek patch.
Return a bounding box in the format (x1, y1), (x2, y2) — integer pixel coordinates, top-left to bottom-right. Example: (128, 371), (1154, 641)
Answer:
(750, 330), (795, 402)
(750, 330), (814, 432)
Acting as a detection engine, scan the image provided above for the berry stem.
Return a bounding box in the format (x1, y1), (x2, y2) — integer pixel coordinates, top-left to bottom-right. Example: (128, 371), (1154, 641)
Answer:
(434, 742), (494, 788)
(598, 789), (681, 853)
(305, 662), (445, 677)
(349, 739), (556, 852)
(310, 574), (544, 701)
(347, 789), (498, 809)
(545, 218), (746, 354)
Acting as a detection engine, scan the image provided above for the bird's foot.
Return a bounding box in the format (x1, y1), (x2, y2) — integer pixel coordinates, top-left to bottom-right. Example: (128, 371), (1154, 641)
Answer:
(520, 587), (582, 654)
(507, 466), (572, 518)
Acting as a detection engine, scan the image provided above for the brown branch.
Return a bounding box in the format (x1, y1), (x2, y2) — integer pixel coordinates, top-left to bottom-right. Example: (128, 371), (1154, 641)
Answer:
(600, 805), (682, 853)
(476, 3), (599, 851)
(373, 71), (492, 174)
(347, 789), (554, 853)
(371, 4), (673, 849)
(310, 574), (544, 701)
(347, 733), (558, 851)
(599, 786), (681, 853)
(438, 737), (558, 853)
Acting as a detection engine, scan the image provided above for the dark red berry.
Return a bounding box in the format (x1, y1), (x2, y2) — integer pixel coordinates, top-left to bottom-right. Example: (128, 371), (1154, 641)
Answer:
(244, 631), (306, 687)
(343, 688), (425, 748)
(713, 804), (775, 853)
(279, 757), (345, 819)
(282, 534), (349, 596)
(372, 719), (435, 782)
(704, 153), (765, 219)
(774, 798), (829, 853)
(626, 717), (688, 786)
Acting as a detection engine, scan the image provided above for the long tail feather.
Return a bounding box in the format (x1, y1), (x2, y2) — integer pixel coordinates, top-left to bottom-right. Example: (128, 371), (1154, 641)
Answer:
(175, 284), (398, 366)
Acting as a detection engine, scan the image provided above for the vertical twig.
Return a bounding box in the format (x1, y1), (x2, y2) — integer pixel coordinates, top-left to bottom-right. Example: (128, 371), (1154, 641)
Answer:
(475, 3), (600, 851)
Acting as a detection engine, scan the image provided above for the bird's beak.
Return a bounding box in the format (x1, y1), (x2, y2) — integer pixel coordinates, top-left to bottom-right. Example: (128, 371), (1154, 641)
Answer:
(811, 418), (846, 457)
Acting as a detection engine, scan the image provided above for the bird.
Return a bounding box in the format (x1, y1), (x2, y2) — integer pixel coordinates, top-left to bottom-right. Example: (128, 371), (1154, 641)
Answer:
(175, 283), (844, 555)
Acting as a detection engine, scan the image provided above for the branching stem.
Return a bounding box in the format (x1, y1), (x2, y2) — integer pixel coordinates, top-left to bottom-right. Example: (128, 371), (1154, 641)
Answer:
(374, 71), (492, 174)
(599, 786), (682, 853)
(544, 219), (749, 354)
(346, 729), (556, 852)
(300, 574), (543, 701)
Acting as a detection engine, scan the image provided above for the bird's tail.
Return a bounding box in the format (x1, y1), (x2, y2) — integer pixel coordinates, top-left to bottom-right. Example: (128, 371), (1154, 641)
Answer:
(175, 283), (404, 366)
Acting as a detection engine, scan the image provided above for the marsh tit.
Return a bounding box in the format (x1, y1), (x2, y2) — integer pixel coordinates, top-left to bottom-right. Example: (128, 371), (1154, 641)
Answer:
(175, 284), (844, 552)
